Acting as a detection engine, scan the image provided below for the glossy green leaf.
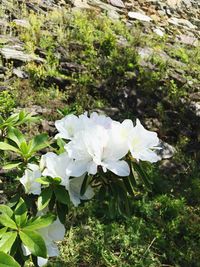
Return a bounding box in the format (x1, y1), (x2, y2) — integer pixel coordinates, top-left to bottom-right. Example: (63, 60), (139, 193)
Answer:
(19, 141), (29, 156)
(3, 162), (21, 170)
(0, 142), (20, 153)
(54, 185), (70, 205)
(7, 127), (26, 148)
(123, 176), (135, 197)
(0, 214), (17, 229)
(19, 230), (47, 258)
(0, 232), (17, 253)
(14, 198), (27, 227)
(0, 251), (20, 267)
(23, 214), (56, 231)
(35, 176), (51, 185)
(28, 133), (49, 153)
(0, 227), (7, 238)
(80, 174), (91, 196)
(56, 202), (68, 224)
(132, 162), (152, 191)
(37, 187), (53, 211)
(0, 205), (13, 217)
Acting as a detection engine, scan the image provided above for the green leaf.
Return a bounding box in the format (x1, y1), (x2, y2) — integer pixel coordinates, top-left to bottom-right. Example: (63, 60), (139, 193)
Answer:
(3, 162), (21, 170)
(19, 141), (29, 156)
(0, 232), (17, 253)
(112, 180), (130, 216)
(28, 133), (49, 153)
(7, 127), (26, 148)
(56, 137), (66, 154)
(123, 176), (135, 197)
(132, 162), (152, 191)
(130, 162), (138, 188)
(37, 187), (53, 211)
(0, 214), (17, 229)
(80, 174), (91, 196)
(35, 176), (50, 185)
(19, 230), (47, 258)
(23, 214), (56, 231)
(56, 202), (68, 224)
(0, 142), (20, 153)
(0, 227), (7, 238)
(0, 251), (20, 267)
(54, 185), (70, 205)
(14, 198), (27, 227)
(0, 205), (13, 217)
(3, 114), (19, 126)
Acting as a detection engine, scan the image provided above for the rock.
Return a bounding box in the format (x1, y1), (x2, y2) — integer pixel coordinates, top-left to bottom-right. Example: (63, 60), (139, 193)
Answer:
(0, 86), (8, 91)
(157, 141), (176, 159)
(107, 9), (120, 20)
(153, 28), (165, 37)
(0, 35), (22, 45)
(189, 101), (200, 117)
(182, 0), (192, 7)
(15, 105), (50, 116)
(169, 71), (187, 85)
(13, 19), (30, 28)
(167, 0), (182, 8)
(168, 17), (197, 29)
(60, 62), (86, 74)
(128, 11), (152, 22)
(176, 34), (198, 46)
(109, 0), (125, 8)
(13, 68), (29, 79)
(73, 0), (91, 9)
(137, 47), (153, 58)
(0, 47), (44, 63)
(88, 0), (120, 12)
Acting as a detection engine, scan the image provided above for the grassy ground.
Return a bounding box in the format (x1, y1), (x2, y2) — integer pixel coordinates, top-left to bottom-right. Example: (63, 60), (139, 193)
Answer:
(0, 3), (200, 266)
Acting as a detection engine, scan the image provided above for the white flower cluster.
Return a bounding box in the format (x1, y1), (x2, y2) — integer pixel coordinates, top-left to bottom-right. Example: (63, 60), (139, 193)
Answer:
(19, 112), (161, 266)
(20, 112), (161, 206)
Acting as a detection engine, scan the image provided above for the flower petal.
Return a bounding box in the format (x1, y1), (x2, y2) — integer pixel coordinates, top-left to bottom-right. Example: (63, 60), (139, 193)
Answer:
(104, 160), (130, 177)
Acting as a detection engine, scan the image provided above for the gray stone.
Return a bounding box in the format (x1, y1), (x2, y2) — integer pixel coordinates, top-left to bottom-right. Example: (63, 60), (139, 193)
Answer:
(73, 0), (91, 9)
(167, 0), (182, 8)
(0, 48), (44, 63)
(128, 11), (152, 22)
(13, 19), (30, 28)
(137, 47), (153, 59)
(108, 9), (120, 20)
(189, 101), (200, 117)
(88, 0), (120, 12)
(110, 0), (125, 8)
(176, 34), (198, 46)
(157, 141), (176, 159)
(13, 68), (29, 79)
(168, 17), (197, 29)
(153, 28), (165, 37)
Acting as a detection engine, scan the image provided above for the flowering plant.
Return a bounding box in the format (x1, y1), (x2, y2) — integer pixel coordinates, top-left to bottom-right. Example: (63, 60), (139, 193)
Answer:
(0, 111), (162, 266)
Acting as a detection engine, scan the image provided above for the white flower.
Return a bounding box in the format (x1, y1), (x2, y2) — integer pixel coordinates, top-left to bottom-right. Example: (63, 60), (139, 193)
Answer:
(128, 119), (161, 163)
(65, 175), (95, 207)
(42, 152), (71, 187)
(22, 218), (65, 267)
(55, 112), (114, 141)
(90, 112), (113, 129)
(55, 114), (80, 140)
(19, 164), (41, 195)
(41, 152), (94, 206)
(65, 125), (130, 177)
